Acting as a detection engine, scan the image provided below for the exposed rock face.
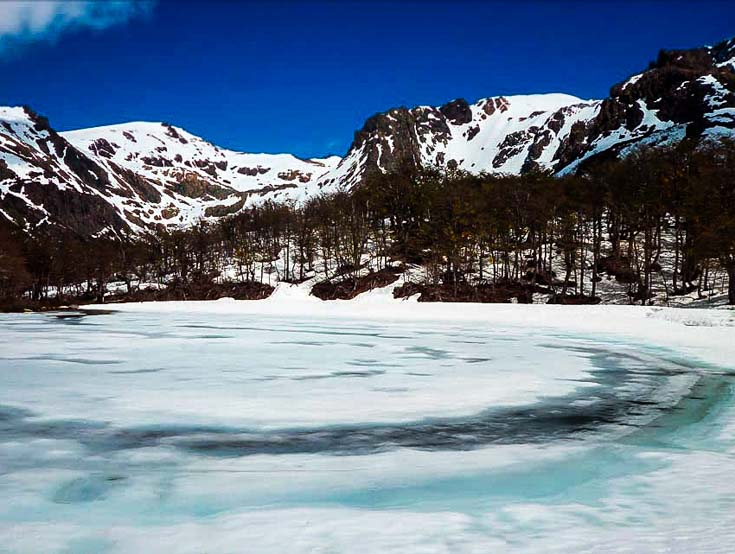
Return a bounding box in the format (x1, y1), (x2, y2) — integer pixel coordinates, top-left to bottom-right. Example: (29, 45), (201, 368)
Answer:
(553, 38), (735, 171)
(0, 106), (126, 235)
(1, 37), (734, 237)
(439, 99), (473, 125)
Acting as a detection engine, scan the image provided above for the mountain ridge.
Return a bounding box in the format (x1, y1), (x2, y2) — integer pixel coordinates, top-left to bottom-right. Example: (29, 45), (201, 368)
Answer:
(1, 36), (734, 236)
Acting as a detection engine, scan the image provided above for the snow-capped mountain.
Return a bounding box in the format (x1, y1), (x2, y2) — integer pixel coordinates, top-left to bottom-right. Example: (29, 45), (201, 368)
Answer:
(1, 37), (734, 236)
(62, 123), (341, 230)
(327, 37), (735, 185)
(322, 93), (600, 190)
(0, 110), (339, 235)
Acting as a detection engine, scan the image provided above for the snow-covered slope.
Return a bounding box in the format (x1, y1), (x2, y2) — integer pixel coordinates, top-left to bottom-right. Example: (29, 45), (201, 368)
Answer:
(61, 122), (340, 228)
(320, 94), (601, 190)
(1, 36), (734, 237)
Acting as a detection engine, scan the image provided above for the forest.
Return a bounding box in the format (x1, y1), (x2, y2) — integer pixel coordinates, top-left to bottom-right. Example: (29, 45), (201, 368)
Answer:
(1, 139), (734, 310)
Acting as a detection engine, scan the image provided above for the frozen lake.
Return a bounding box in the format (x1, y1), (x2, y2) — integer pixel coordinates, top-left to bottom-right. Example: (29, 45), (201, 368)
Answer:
(1, 308), (735, 553)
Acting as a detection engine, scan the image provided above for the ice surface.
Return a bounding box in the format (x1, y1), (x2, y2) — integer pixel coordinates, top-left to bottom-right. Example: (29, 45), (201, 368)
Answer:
(0, 313), (608, 429)
(1, 304), (735, 553)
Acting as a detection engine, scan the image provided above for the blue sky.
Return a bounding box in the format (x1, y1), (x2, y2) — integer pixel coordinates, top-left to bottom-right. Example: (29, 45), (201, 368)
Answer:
(1, 0), (733, 158)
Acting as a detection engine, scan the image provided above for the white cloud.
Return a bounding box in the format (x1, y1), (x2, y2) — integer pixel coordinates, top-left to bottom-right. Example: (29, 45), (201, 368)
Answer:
(0, 1), (154, 48)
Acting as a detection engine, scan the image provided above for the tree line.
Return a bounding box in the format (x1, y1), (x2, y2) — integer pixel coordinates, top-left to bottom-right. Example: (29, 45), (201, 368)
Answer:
(1, 139), (734, 309)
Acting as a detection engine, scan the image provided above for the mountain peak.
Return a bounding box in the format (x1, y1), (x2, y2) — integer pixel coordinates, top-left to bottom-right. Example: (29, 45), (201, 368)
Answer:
(2, 36), (735, 237)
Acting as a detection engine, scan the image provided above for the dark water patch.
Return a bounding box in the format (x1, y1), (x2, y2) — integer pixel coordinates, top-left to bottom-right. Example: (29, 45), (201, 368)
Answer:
(346, 359), (381, 367)
(621, 374), (734, 450)
(542, 343), (706, 383)
(347, 360), (401, 368)
(0, 355), (122, 366)
(0, 374), (720, 461)
(176, 324), (231, 330)
(84, 424), (241, 453)
(53, 356), (123, 366)
(53, 313), (87, 320)
(542, 336), (732, 375)
(52, 473), (126, 504)
(403, 346), (451, 360)
(172, 402), (626, 458)
(289, 374), (332, 381)
(0, 404), (33, 421)
(270, 340), (336, 347)
(331, 370), (385, 378)
(109, 368), (165, 375)
(272, 340), (377, 349)
(53, 319), (100, 329)
(291, 369), (386, 381)
(1, 418), (108, 441)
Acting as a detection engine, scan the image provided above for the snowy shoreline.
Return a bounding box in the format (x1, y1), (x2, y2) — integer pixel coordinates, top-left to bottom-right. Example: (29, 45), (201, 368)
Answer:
(82, 282), (735, 369)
